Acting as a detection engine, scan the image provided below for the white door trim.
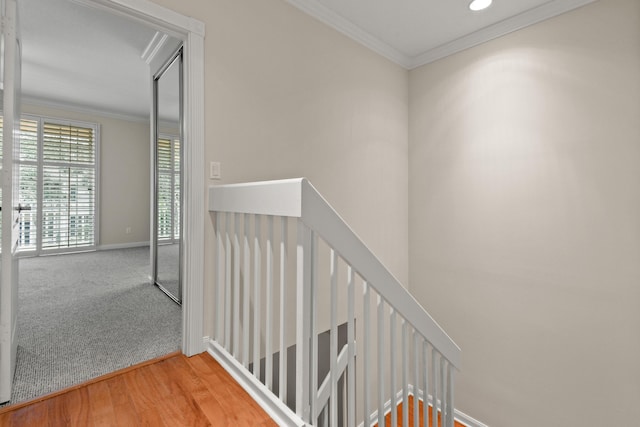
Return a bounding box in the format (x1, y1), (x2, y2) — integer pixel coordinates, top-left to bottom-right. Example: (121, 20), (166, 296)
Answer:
(81, 0), (205, 356)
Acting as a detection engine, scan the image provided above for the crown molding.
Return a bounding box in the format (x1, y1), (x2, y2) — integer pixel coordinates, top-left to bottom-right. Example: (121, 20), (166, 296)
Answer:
(409, 0), (598, 68)
(284, 0), (412, 68)
(286, 0), (598, 70)
(22, 95), (149, 123)
(69, 0), (205, 38)
(141, 31), (168, 64)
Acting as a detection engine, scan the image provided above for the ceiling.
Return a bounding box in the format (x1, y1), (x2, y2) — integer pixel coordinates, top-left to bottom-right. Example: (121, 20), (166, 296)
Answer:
(18, 0), (596, 120)
(286, 0), (597, 68)
(19, 0), (178, 121)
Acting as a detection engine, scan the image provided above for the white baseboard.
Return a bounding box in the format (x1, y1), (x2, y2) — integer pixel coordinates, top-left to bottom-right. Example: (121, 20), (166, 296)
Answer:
(413, 385), (489, 427)
(206, 339), (305, 427)
(359, 384), (488, 427)
(98, 241), (149, 251)
(201, 345), (488, 427)
(454, 409), (489, 427)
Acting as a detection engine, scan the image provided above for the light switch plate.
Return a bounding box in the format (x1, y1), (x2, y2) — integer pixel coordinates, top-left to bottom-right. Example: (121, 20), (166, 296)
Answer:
(210, 161), (221, 179)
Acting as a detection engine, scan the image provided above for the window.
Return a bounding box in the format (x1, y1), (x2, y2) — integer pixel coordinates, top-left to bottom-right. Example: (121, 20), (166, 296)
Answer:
(17, 118), (38, 250)
(157, 135), (180, 242)
(0, 114), (99, 254)
(41, 121), (97, 251)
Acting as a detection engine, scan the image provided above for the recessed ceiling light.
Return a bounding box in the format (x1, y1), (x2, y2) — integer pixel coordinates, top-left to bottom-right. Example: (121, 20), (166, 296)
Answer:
(469, 0), (492, 11)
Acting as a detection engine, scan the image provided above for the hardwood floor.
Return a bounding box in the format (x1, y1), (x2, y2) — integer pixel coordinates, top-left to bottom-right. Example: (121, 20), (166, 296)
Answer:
(0, 351), (277, 426)
(376, 395), (465, 427)
(0, 351), (467, 427)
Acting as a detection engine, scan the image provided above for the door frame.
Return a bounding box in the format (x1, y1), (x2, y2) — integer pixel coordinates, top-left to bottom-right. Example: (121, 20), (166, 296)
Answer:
(0, 0), (21, 403)
(77, 0), (205, 356)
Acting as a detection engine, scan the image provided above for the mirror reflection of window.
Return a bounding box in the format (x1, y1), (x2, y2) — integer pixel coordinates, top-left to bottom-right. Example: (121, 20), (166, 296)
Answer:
(153, 48), (182, 304)
(156, 135), (179, 243)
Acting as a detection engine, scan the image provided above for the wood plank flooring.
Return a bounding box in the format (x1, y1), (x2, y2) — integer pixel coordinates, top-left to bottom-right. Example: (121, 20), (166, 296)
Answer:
(0, 351), (469, 427)
(376, 395), (465, 427)
(0, 352), (277, 426)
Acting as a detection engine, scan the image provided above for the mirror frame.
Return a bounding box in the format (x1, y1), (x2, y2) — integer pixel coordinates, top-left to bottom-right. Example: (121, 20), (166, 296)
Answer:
(152, 47), (184, 304)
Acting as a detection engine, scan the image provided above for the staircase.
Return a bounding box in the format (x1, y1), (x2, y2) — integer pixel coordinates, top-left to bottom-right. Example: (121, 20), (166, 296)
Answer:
(207, 178), (460, 427)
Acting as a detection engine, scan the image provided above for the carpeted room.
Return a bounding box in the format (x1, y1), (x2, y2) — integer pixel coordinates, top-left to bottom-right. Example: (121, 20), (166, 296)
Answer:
(0, 0), (186, 406)
(10, 248), (181, 404)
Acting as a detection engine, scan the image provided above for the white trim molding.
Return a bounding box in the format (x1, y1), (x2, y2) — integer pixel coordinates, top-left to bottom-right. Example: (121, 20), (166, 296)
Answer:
(84, 0), (206, 357)
(359, 385), (489, 427)
(98, 241), (150, 251)
(455, 410), (490, 427)
(285, 0), (597, 69)
(284, 0), (410, 67)
(141, 31), (168, 64)
(409, 0), (597, 68)
(207, 340), (305, 427)
(181, 23), (206, 356)
(22, 96), (150, 123)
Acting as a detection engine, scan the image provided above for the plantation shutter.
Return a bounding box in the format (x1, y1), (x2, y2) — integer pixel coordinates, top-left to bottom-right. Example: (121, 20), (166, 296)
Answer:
(41, 122), (96, 250)
(157, 137), (173, 240)
(17, 119), (39, 250)
(173, 138), (180, 240)
(157, 136), (180, 242)
(0, 117), (41, 251)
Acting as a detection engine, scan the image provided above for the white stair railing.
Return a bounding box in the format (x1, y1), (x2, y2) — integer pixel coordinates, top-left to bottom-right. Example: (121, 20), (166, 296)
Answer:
(208, 178), (461, 427)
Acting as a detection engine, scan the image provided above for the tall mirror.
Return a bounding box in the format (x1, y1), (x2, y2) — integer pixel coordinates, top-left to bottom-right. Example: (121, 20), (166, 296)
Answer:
(152, 48), (183, 304)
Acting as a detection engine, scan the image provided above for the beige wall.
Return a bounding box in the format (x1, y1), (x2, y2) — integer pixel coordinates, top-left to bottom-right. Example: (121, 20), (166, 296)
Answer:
(23, 104), (151, 248)
(408, 0), (640, 425)
(148, 0), (410, 336)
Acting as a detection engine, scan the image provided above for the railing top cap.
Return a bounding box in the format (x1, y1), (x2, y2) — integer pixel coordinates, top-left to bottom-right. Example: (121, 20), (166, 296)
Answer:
(211, 177), (308, 189)
(209, 177), (312, 217)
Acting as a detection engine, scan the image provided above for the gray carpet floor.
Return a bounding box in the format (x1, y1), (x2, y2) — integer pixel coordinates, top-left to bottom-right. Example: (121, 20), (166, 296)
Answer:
(157, 243), (180, 300)
(4, 247), (181, 405)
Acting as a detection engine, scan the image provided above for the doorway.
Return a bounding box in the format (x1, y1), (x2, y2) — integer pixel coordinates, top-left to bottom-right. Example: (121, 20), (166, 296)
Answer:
(2, 0), (204, 405)
(70, 0), (206, 356)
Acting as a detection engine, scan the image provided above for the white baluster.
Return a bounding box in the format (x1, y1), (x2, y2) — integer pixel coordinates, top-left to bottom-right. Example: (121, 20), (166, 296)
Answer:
(233, 213), (241, 358)
(224, 213), (233, 352)
(347, 265), (355, 427)
(330, 249), (338, 427)
(413, 331), (419, 427)
(363, 281), (371, 427)
(439, 354), (445, 427)
(242, 213), (250, 367)
(447, 362), (455, 427)
(266, 215), (274, 390)
(310, 232), (318, 424)
(431, 348), (438, 427)
(343, 371), (348, 427)
(296, 220), (312, 422)
(253, 215), (262, 380)
(279, 216), (288, 402)
(390, 308), (397, 427)
(377, 295), (385, 427)
(224, 212), (231, 351)
(402, 319), (408, 427)
(423, 341), (429, 427)
(215, 213), (224, 343)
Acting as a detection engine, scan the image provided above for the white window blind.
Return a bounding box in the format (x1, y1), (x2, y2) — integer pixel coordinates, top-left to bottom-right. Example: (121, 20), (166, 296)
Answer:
(157, 136), (180, 242)
(18, 118), (38, 250)
(173, 138), (180, 240)
(0, 116), (40, 250)
(0, 115), (98, 254)
(41, 122), (97, 251)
